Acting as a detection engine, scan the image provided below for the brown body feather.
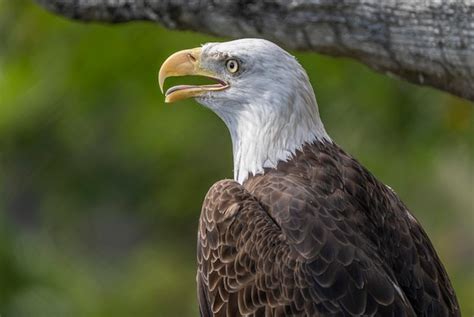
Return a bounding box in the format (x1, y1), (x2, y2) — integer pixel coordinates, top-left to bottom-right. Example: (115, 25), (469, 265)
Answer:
(197, 141), (459, 316)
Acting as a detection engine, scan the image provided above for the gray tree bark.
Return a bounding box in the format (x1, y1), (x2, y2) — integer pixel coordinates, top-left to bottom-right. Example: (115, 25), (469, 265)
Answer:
(36, 0), (474, 101)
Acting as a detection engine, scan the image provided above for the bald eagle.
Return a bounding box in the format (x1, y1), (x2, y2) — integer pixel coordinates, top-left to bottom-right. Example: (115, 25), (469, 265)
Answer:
(159, 39), (459, 316)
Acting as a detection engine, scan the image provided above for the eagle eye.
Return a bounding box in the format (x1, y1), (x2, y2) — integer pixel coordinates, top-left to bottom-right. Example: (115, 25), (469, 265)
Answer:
(226, 59), (239, 73)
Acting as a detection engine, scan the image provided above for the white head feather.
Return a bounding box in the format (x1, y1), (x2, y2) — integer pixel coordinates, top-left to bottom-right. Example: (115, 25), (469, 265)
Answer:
(196, 39), (330, 184)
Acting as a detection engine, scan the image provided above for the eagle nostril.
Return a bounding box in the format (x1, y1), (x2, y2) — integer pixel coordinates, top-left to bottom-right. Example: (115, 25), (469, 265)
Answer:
(188, 53), (197, 63)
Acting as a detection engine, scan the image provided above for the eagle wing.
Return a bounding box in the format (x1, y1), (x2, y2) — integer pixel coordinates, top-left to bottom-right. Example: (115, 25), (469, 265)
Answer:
(197, 179), (416, 316)
(379, 186), (461, 316)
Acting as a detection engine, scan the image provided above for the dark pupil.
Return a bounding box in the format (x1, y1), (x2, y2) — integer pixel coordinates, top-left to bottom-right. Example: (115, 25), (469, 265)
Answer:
(229, 61), (235, 69)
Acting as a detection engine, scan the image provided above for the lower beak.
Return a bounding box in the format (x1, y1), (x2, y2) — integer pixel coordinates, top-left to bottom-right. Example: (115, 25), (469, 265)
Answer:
(158, 47), (228, 103)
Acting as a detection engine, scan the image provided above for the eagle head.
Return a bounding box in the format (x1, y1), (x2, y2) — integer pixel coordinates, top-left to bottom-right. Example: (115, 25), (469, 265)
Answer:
(159, 38), (329, 183)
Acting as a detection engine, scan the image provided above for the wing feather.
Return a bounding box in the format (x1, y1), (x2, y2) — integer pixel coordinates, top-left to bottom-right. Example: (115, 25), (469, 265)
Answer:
(196, 141), (459, 316)
(197, 178), (415, 316)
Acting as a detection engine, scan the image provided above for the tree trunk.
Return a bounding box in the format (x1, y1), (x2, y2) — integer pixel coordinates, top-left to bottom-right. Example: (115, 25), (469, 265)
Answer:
(35, 0), (474, 102)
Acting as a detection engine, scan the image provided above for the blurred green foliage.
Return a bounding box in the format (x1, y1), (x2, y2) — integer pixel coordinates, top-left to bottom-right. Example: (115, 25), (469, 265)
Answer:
(0, 1), (472, 316)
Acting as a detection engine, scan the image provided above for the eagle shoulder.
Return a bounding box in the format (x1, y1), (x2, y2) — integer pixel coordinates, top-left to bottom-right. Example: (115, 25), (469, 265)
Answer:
(197, 177), (415, 316)
(197, 179), (288, 316)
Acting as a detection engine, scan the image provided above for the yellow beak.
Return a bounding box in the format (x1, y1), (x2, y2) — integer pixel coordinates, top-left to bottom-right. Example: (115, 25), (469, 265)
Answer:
(158, 47), (229, 103)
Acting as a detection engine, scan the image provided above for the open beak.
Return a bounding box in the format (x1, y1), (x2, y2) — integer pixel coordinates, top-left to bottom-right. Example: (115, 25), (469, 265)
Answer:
(158, 47), (229, 103)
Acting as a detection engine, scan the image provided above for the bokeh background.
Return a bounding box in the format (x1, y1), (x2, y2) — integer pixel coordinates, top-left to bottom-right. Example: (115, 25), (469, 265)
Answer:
(1, 1), (473, 316)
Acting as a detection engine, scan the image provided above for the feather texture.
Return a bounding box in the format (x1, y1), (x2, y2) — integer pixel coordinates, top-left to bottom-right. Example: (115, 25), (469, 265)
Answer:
(197, 140), (460, 316)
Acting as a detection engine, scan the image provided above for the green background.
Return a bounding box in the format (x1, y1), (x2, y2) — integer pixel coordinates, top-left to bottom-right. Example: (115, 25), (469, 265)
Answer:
(1, 1), (472, 316)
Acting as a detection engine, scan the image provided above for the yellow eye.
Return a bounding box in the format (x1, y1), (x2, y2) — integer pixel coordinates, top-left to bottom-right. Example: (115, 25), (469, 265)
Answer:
(226, 59), (239, 73)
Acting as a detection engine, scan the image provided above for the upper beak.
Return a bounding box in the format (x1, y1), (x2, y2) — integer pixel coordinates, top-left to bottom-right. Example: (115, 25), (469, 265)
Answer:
(158, 47), (228, 103)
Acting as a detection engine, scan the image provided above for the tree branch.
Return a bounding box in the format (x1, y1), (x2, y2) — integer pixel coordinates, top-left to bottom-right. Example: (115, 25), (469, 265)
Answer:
(35, 0), (474, 101)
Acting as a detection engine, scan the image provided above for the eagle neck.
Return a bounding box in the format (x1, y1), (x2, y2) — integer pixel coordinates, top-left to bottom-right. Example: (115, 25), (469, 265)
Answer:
(222, 99), (330, 184)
